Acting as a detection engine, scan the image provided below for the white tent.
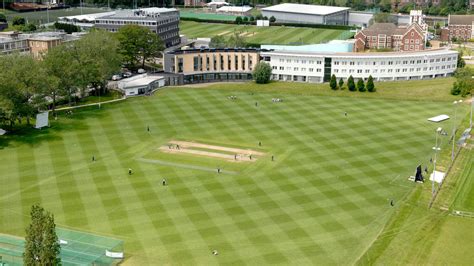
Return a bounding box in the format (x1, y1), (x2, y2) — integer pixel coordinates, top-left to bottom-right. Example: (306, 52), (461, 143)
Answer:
(0, 128), (6, 135)
(429, 170), (446, 184)
(207, 0), (229, 7)
(428, 114), (450, 122)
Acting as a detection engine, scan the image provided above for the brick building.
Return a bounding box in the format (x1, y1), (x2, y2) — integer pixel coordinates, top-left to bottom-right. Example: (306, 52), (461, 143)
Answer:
(184, 0), (206, 7)
(442, 15), (474, 42)
(354, 23), (425, 52)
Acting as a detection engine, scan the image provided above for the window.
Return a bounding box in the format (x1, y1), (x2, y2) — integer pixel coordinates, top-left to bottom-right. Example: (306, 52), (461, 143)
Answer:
(350, 62), (355, 65)
(272, 66), (277, 70)
(309, 68), (314, 72)
(317, 69), (321, 72)
(302, 60), (306, 64)
(357, 69), (362, 73)
(193, 56), (199, 71)
(294, 67), (299, 71)
(365, 69), (370, 73)
(279, 66), (284, 70)
(334, 69), (339, 73)
(301, 68), (306, 72)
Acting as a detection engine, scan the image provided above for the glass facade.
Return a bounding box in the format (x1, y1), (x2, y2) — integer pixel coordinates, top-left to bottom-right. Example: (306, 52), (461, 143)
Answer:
(183, 73), (253, 84)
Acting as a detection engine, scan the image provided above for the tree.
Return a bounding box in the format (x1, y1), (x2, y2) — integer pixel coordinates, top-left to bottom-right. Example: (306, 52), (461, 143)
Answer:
(0, 13), (6, 23)
(347, 75), (356, 91)
(451, 67), (474, 96)
(12, 16), (25, 26)
(367, 75), (375, 92)
(24, 205), (60, 265)
(44, 29), (121, 108)
(338, 78), (344, 90)
(329, 74), (337, 90)
(0, 53), (47, 126)
(54, 22), (80, 34)
(370, 12), (397, 25)
(243, 16), (249, 22)
(235, 16), (243, 24)
(249, 16), (255, 22)
(209, 35), (227, 48)
(253, 62), (272, 84)
(117, 25), (164, 69)
(269, 16), (276, 23)
(357, 78), (366, 92)
(457, 52), (466, 68)
(22, 23), (37, 32)
(227, 32), (246, 48)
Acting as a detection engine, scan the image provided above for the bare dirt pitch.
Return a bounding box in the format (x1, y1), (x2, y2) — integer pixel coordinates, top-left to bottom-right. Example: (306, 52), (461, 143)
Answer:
(159, 140), (265, 162)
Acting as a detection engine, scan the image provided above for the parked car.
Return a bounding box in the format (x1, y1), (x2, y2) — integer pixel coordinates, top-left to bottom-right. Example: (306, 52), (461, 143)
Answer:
(122, 72), (132, 78)
(112, 74), (122, 81)
(137, 68), (146, 74)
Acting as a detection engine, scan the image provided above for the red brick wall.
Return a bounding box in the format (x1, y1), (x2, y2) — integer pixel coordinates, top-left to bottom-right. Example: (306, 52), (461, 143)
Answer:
(400, 28), (424, 51)
(448, 25), (473, 41)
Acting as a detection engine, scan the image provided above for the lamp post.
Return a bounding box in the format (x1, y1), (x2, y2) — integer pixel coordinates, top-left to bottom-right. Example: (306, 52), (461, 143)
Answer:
(432, 127), (442, 198)
(451, 100), (463, 161)
(98, 85), (101, 109)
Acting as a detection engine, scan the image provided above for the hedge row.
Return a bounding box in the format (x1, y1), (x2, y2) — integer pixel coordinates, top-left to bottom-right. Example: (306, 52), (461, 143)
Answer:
(180, 16), (357, 30)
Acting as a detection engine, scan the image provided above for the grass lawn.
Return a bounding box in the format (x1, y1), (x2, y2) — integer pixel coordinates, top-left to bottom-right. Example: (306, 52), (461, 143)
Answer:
(356, 109), (473, 265)
(3, 7), (107, 25)
(179, 8), (238, 21)
(184, 77), (460, 102)
(179, 20), (352, 45)
(0, 80), (471, 264)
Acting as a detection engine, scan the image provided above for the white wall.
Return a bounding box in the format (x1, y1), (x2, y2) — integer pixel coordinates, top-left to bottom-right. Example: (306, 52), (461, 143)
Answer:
(260, 11), (324, 24)
(262, 49), (458, 83)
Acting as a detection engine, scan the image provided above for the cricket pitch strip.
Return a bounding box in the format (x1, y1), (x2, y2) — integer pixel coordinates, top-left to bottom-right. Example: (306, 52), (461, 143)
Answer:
(159, 140), (265, 162)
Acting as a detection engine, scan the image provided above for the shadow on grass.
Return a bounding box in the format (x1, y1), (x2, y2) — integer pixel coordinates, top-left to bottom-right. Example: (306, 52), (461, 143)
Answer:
(0, 103), (118, 149)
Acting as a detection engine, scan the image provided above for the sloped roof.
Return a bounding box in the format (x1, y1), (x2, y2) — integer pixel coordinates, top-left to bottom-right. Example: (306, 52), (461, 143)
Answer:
(449, 15), (474, 25)
(360, 23), (422, 36)
(261, 3), (350, 16)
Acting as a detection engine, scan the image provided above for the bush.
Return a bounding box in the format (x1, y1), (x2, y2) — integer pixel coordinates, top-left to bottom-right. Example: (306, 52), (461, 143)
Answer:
(12, 16), (26, 26)
(269, 16), (276, 23)
(22, 23), (37, 32)
(357, 78), (366, 92)
(367, 75), (375, 92)
(253, 62), (272, 84)
(329, 74), (337, 90)
(54, 22), (80, 34)
(243, 16), (249, 22)
(235, 16), (243, 24)
(0, 13), (6, 23)
(249, 16), (255, 22)
(347, 75), (356, 91)
(451, 82), (461, 95)
(338, 78), (344, 90)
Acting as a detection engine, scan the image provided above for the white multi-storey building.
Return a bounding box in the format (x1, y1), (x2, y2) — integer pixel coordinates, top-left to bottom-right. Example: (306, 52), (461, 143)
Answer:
(260, 48), (458, 83)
